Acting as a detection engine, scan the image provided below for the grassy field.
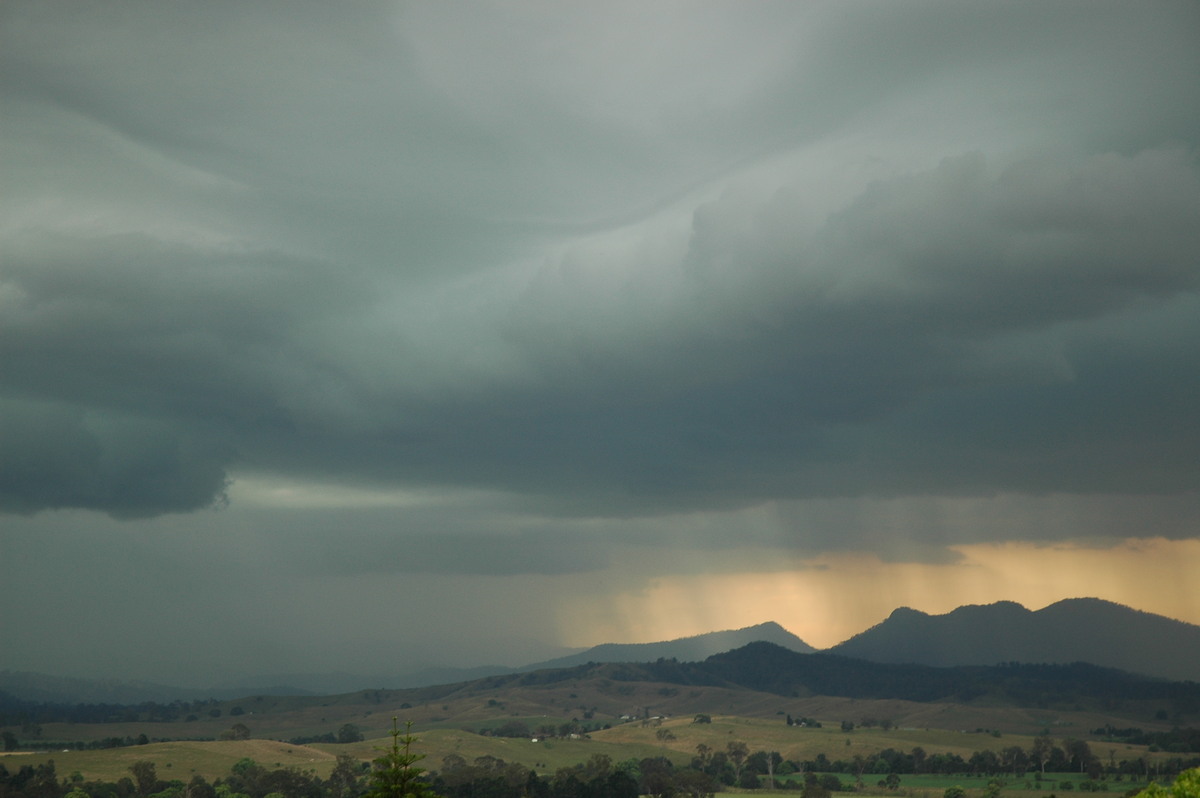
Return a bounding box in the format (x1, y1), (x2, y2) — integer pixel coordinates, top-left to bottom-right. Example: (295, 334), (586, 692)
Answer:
(9, 681), (1177, 751)
(588, 713), (1161, 769)
(773, 770), (1157, 795)
(1, 711), (1174, 790)
(2, 675), (1185, 796)
(0, 739), (341, 783)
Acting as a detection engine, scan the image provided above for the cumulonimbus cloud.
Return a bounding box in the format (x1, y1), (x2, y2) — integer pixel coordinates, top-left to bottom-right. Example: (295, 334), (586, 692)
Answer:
(2, 2), (1198, 519)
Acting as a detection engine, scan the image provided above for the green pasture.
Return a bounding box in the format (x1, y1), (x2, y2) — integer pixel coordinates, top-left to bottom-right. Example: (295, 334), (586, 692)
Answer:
(0, 739), (340, 783)
(773, 770), (1162, 794)
(311, 727), (692, 774)
(589, 714), (1114, 766)
(0, 712), (1177, 791)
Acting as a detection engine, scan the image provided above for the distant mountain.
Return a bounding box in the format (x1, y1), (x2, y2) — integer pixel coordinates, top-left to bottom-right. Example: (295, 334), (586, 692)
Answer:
(241, 621), (817, 693)
(199, 623), (814, 691)
(520, 621), (815, 672)
(826, 598), (1200, 682)
(0, 623), (812, 703)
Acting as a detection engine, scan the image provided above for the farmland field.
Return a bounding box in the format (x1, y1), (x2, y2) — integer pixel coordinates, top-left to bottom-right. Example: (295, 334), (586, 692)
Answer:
(1, 711), (1176, 789)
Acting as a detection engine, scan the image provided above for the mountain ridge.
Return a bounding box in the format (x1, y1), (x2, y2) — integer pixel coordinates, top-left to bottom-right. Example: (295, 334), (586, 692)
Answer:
(828, 597), (1200, 682)
(5, 598), (1196, 704)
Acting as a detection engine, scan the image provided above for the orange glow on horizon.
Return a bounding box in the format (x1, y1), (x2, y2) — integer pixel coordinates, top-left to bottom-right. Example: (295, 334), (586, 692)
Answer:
(559, 537), (1200, 650)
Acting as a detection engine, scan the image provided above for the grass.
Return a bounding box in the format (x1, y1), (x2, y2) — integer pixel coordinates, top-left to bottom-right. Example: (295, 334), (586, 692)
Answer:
(1, 693), (1181, 793)
(0, 740), (340, 783)
(3, 713), (1174, 791)
(773, 770), (1157, 793)
(591, 714), (1066, 765)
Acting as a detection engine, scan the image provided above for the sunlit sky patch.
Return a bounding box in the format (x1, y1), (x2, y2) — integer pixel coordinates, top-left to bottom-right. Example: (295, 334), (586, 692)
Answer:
(562, 539), (1200, 650)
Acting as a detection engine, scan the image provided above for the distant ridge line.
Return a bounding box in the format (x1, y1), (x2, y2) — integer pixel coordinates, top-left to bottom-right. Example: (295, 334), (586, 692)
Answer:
(5, 598), (1195, 702)
(826, 597), (1200, 682)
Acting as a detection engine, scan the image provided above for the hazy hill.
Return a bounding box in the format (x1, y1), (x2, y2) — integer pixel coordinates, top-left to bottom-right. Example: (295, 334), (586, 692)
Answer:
(521, 621), (814, 672)
(8, 600), (1197, 708)
(6, 642), (1200, 744)
(827, 598), (1200, 682)
(0, 622), (813, 704)
(441, 640), (1200, 715)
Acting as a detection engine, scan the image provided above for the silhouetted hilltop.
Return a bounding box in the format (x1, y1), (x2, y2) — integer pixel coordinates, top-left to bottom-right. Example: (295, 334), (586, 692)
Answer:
(827, 598), (1200, 681)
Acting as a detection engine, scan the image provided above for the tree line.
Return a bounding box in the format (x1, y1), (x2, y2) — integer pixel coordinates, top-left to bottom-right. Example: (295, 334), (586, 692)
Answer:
(0, 693), (241, 727)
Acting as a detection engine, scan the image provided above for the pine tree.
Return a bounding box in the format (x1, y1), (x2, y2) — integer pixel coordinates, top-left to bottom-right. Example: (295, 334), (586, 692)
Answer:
(365, 717), (437, 798)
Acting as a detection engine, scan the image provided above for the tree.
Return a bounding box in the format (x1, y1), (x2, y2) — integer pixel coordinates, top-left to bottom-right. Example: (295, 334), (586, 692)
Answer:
(746, 751), (781, 790)
(227, 757), (265, 797)
(338, 724), (365, 744)
(851, 755), (868, 789)
(639, 757), (677, 798)
(969, 750), (999, 777)
(672, 769), (716, 798)
(1032, 734), (1055, 774)
(944, 787), (966, 798)
(1133, 767), (1200, 797)
(801, 773), (829, 798)
(1063, 738), (1094, 774)
(726, 742), (749, 784)
(24, 761), (61, 798)
(328, 752), (366, 798)
(580, 753), (613, 783)
(184, 775), (217, 798)
(130, 761), (159, 797)
(366, 717), (436, 798)
(221, 723), (251, 741)
(764, 751), (781, 790)
(1002, 745), (1029, 778)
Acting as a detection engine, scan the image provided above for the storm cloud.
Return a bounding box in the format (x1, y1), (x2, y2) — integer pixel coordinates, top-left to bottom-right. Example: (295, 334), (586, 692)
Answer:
(2, 1), (1199, 681)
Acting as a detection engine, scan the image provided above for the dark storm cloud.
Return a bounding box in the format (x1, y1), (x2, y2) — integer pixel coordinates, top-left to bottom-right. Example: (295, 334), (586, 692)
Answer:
(6, 3), (1200, 683)
(3, 1), (1199, 528)
(356, 148), (1200, 512)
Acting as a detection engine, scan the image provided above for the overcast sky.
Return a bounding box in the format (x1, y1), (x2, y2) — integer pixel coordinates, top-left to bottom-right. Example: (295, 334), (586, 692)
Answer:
(3, 1), (1200, 687)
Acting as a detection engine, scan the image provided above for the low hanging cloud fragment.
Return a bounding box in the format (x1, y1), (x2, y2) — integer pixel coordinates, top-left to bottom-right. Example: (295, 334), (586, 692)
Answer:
(0, 398), (230, 517)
